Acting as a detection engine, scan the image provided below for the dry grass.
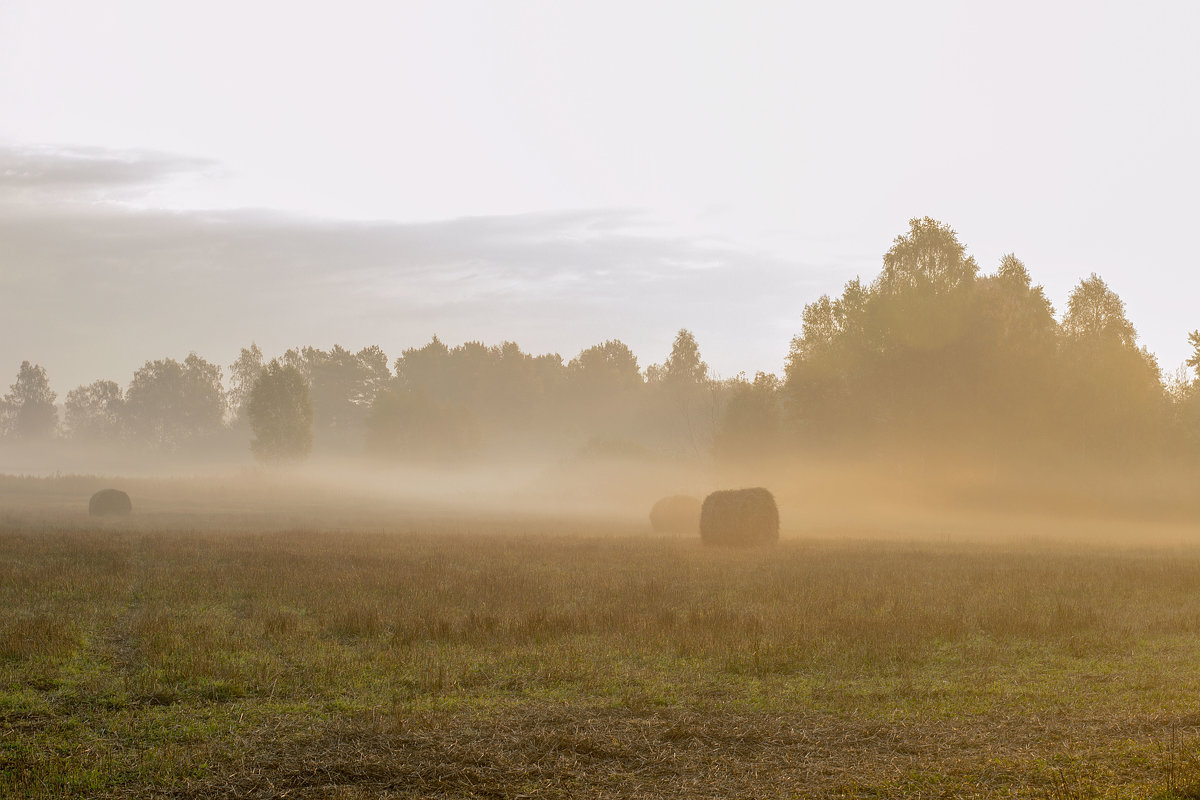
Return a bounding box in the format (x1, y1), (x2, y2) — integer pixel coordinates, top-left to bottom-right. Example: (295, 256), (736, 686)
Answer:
(6, 521), (1200, 797)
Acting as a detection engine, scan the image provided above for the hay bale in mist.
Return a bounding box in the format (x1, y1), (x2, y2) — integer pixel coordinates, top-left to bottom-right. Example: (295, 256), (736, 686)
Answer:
(649, 495), (702, 535)
(88, 489), (132, 517)
(699, 488), (778, 547)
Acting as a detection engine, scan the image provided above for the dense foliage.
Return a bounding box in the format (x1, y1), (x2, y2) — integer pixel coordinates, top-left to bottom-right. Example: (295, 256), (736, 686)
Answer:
(247, 361), (313, 463)
(783, 218), (1178, 465)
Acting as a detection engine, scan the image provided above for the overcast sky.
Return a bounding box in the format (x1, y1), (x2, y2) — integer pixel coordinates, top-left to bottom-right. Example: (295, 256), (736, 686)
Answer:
(2, 1), (1198, 394)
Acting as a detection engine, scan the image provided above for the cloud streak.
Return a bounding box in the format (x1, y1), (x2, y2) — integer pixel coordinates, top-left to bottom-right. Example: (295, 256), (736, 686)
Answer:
(0, 145), (216, 200)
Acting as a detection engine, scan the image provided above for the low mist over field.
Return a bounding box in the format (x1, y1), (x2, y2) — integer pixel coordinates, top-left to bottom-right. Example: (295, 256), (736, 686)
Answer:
(4, 215), (1200, 535)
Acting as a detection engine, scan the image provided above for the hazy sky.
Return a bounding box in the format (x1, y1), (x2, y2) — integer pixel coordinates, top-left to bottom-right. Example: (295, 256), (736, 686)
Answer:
(2, 1), (1199, 394)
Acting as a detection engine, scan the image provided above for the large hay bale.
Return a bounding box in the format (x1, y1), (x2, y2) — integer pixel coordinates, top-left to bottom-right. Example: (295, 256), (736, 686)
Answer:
(88, 489), (132, 517)
(699, 487), (778, 546)
(649, 494), (701, 534)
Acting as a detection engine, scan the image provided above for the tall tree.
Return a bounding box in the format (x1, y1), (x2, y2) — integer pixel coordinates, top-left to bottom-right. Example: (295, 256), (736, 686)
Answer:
(1061, 274), (1137, 347)
(873, 217), (978, 354)
(365, 388), (479, 462)
(64, 380), (124, 442)
(566, 340), (644, 438)
(658, 329), (708, 386)
(785, 219), (985, 449)
(784, 278), (875, 446)
(568, 340), (642, 394)
(1187, 330), (1200, 378)
(1174, 330), (1200, 456)
(877, 216), (979, 296)
(1058, 275), (1165, 460)
(227, 344), (264, 425)
(2, 362), (58, 440)
(870, 219), (984, 443)
(968, 254), (1059, 453)
(355, 345), (393, 409)
(714, 372), (783, 461)
(247, 360), (313, 463)
(392, 337), (568, 447)
(783, 228), (1065, 460)
(124, 354), (226, 450)
(281, 344), (391, 449)
(647, 330), (719, 456)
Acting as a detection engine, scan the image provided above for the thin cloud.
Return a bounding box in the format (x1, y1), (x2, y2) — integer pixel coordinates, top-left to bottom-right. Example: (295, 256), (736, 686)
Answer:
(0, 146), (828, 392)
(0, 145), (216, 200)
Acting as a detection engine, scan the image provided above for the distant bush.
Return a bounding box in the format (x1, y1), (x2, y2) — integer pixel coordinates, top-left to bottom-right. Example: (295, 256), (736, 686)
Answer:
(700, 487), (778, 546)
(88, 489), (132, 517)
(649, 495), (701, 535)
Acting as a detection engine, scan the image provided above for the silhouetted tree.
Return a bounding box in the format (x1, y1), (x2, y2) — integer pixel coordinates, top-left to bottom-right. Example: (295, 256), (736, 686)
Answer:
(1188, 330), (1200, 378)
(227, 344), (264, 425)
(784, 278), (876, 446)
(968, 254), (1059, 455)
(568, 341), (642, 391)
(124, 354), (225, 450)
(365, 387), (479, 462)
(64, 380), (124, 442)
(247, 360), (312, 463)
(486, 341), (562, 429)
(392, 337), (568, 448)
(657, 329), (709, 386)
(1061, 274), (1137, 347)
(2, 362), (58, 440)
(356, 345), (393, 407)
(781, 220), (1173, 465)
(714, 372), (783, 461)
(393, 335), (451, 392)
(565, 340), (643, 437)
(1058, 275), (1164, 460)
(869, 219), (981, 440)
(1174, 331), (1200, 456)
(646, 330), (720, 456)
(877, 216), (979, 296)
(282, 344), (391, 450)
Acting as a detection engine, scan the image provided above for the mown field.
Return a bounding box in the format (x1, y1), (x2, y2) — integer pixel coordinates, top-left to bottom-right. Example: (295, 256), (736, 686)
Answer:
(6, 509), (1200, 797)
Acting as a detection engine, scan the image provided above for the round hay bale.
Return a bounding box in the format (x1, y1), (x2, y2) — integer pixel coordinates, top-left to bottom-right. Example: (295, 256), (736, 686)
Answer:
(88, 489), (132, 517)
(649, 494), (701, 534)
(699, 487), (778, 546)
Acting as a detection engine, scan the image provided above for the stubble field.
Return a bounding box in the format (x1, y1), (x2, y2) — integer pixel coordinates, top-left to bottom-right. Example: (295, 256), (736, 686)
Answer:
(5, 482), (1200, 798)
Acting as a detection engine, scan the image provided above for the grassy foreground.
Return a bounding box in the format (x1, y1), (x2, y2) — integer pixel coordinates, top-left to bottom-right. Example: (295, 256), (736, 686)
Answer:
(6, 524), (1200, 797)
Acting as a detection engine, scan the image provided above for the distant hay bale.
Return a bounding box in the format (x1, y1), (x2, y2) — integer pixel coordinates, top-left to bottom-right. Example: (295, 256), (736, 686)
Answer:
(88, 489), (132, 517)
(649, 495), (701, 535)
(699, 488), (778, 547)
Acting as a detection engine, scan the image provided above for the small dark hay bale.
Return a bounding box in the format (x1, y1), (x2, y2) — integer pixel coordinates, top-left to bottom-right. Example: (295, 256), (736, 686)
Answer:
(649, 495), (702, 534)
(88, 489), (132, 517)
(699, 487), (778, 547)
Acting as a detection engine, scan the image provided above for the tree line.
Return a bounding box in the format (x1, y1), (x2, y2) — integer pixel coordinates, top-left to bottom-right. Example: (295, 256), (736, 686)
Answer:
(3, 217), (1198, 468)
(0, 332), (725, 463)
